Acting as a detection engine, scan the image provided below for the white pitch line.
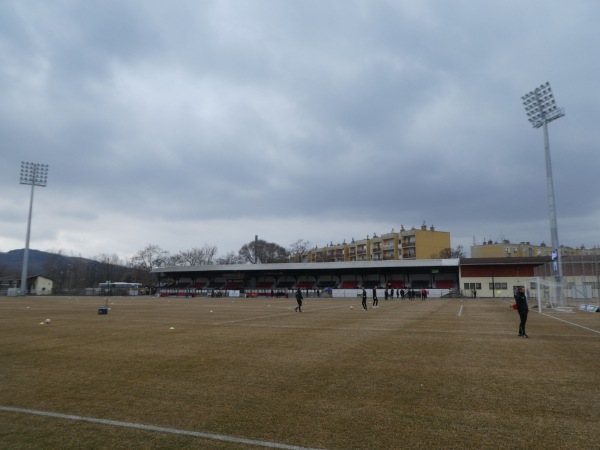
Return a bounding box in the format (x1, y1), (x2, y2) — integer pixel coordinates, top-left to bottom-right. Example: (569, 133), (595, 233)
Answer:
(214, 304), (350, 325)
(458, 305), (463, 317)
(539, 312), (600, 334)
(233, 324), (399, 332)
(214, 312), (293, 325)
(0, 405), (322, 450)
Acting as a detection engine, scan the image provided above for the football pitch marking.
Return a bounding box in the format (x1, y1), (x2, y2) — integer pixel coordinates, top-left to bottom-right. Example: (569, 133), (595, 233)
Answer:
(213, 304), (350, 325)
(0, 405), (322, 450)
(214, 312), (295, 325)
(539, 312), (600, 334)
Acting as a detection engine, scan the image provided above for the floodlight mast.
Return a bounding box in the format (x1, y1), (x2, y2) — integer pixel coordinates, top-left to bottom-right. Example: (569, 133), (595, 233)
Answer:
(19, 162), (49, 295)
(521, 82), (564, 281)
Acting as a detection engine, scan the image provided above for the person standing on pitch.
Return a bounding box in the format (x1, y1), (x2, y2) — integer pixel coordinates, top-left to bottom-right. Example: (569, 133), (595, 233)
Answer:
(295, 288), (303, 312)
(361, 288), (368, 311)
(514, 286), (529, 338)
(372, 286), (379, 308)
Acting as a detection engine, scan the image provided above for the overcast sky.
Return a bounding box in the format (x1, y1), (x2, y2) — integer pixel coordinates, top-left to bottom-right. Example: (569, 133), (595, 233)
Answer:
(1, 0), (599, 261)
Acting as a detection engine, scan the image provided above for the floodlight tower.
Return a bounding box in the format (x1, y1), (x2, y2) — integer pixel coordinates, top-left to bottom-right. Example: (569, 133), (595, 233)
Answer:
(521, 82), (564, 281)
(19, 162), (49, 295)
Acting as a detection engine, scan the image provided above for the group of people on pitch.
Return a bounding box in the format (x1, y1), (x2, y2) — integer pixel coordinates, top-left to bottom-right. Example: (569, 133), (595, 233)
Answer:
(296, 284), (531, 338)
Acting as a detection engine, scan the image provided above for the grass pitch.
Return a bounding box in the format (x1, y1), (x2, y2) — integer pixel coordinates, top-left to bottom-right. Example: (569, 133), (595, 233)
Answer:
(1, 295), (599, 449)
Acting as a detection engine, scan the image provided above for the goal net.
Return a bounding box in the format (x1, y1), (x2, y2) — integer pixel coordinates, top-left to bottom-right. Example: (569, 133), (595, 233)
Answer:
(529, 277), (572, 312)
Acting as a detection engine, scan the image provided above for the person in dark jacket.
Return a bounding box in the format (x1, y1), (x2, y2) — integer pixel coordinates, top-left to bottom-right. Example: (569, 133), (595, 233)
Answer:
(361, 288), (368, 311)
(295, 288), (303, 312)
(514, 286), (529, 338)
(372, 287), (378, 308)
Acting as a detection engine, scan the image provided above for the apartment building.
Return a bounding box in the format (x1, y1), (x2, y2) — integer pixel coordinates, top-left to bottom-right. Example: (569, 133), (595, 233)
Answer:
(303, 223), (451, 263)
(400, 223), (450, 259)
(308, 241), (348, 263)
(471, 240), (600, 259)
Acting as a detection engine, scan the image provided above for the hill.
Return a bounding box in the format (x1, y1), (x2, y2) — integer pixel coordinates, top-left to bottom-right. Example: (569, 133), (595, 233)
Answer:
(0, 249), (106, 278)
(0, 249), (54, 277)
(0, 249), (139, 292)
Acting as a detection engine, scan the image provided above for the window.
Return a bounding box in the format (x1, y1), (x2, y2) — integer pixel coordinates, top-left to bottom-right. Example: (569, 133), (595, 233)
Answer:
(464, 283), (481, 290)
(489, 283), (507, 290)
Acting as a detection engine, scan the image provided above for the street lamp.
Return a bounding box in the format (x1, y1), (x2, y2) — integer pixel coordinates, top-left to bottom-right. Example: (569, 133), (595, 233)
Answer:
(19, 162), (49, 295)
(522, 82), (564, 281)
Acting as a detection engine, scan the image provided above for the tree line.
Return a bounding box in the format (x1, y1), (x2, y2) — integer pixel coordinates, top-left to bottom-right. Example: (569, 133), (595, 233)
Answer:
(35, 239), (313, 293)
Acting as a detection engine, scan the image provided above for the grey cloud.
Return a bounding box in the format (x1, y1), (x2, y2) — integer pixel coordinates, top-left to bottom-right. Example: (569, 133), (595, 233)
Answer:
(1, 0), (599, 259)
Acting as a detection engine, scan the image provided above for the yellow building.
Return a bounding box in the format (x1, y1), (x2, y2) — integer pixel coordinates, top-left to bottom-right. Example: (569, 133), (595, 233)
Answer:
(371, 231), (399, 261)
(305, 223), (450, 263)
(347, 237), (371, 262)
(470, 240), (600, 259)
(401, 224), (450, 259)
(308, 241), (347, 262)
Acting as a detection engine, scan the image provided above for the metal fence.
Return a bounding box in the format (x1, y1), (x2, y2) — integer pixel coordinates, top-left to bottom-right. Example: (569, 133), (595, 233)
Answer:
(533, 255), (600, 301)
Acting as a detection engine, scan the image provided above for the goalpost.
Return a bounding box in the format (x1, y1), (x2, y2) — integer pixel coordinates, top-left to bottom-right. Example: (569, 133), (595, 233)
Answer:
(530, 277), (572, 313)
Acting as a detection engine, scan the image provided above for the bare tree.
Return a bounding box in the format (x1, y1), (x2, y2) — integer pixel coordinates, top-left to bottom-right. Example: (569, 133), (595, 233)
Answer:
(94, 253), (127, 283)
(67, 253), (89, 291)
(43, 250), (70, 292)
(164, 254), (181, 267)
(129, 244), (171, 288)
(216, 251), (245, 265)
(173, 245), (218, 266)
(288, 239), (312, 262)
(42, 250), (95, 293)
(130, 244), (170, 271)
(238, 239), (289, 264)
(436, 245), (466, 259)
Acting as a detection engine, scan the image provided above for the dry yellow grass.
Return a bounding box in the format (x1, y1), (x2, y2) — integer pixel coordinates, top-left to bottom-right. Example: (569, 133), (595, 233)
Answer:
(1, 295), (599, 449)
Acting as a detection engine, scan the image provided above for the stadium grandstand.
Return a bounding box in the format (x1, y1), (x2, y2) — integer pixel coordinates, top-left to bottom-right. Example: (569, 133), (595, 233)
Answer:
(151, 259), (460, 298)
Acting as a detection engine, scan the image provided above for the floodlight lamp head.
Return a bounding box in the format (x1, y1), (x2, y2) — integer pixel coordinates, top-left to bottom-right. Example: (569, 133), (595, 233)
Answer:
(19, 161), (49, 187)
(521, 82), (564, 128)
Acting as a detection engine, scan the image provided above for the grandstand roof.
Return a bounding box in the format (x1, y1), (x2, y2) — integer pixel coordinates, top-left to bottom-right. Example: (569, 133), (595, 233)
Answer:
(152, 259), (460, 279)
